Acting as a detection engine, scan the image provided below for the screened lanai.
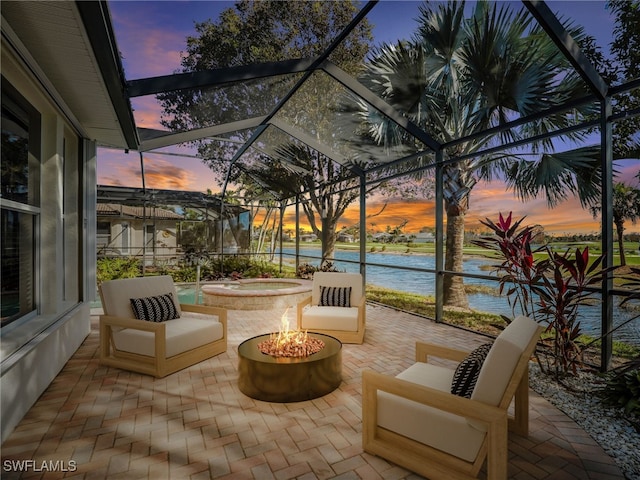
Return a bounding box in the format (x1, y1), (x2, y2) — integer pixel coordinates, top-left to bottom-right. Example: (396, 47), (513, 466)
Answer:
(99, 0), (640, 371)
(2, 0), (640, 475)
(3, 0), (636, 369)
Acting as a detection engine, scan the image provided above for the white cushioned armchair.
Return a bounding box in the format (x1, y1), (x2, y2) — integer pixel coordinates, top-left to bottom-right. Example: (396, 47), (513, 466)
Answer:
(296, 271), (365, 344)
(99, 275), (227, 378)
(362, 315), (542, 480)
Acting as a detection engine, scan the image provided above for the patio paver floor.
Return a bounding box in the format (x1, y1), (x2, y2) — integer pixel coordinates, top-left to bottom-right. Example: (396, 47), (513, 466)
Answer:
(1, 304), (624, 479)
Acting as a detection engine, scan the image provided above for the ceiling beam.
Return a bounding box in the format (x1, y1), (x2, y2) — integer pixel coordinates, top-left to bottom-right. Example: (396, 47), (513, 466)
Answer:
(138, 116), (266, 151)
(321, 61), (441, 152)
(222, 1), (379, 173)
(126, 57), (319, 97)
(523, 0), (608, 99)
(268, 118), (348, 166)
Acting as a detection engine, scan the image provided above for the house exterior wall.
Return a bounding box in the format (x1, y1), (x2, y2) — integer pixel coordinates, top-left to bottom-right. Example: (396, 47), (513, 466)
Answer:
(1, 36), (92, 442)
(98, 218), (180, 263)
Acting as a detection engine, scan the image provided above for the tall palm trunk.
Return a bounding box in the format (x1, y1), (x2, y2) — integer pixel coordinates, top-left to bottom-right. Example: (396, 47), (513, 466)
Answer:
(443, 205), (469, 308)
(615, 219), (627, 266)
(441, 164), (474, 308)
(356, 0), (602, 309)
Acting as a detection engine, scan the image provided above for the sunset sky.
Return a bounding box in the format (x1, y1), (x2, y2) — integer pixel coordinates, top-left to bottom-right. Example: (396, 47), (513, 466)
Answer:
(99, 0), (640, 235)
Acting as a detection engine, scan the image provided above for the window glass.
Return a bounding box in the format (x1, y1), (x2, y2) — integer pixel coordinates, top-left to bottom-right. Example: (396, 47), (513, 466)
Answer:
(1, 80), (40, 327)
(1, 210), (35, 325)
(1, 95), (31, 204)
(97, 221), (111, 250)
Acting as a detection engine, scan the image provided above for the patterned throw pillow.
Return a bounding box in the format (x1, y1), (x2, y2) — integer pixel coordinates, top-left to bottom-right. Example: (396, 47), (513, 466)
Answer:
(319, 286), (352, 307)
(130, 293), (180, 322)
(450, 342), (493, 398)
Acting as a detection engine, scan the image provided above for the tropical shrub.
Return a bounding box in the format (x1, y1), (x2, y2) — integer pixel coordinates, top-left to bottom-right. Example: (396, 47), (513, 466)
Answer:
(296, 261), (342, 279)
(471, 213), (547, 318)
(199, 256), (285, 280)
(243, 260), (279, 278)
(171, 266), (198, 283)
(473, 212), (614, 375)
(600, 366), (640, 415)
(535, 245), (610, 375)
(97, 257), (140, 285)
(600, 268), (640, 414)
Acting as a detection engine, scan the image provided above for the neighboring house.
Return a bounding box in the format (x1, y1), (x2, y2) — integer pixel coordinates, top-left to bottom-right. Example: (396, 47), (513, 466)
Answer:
(336, 232), (355, 243)
(411, 232), (435, 243)
(97, 185), (251, 259)
(371, 232), (393, 243)
(97, 203), (184, 263)
(299, 234), (318, 242)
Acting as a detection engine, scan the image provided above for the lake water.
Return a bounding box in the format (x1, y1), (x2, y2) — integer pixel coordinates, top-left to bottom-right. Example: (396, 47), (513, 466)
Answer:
(278, 247), (640, 346)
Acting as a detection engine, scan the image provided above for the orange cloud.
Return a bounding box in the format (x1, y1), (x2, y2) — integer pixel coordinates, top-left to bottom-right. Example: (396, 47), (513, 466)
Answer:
(139, 159), (197, 190)
(98, 147), (223, 193)
(277, 181), (608, 236)
(131, 97), (166, 130)
(99, 153), (196, 191)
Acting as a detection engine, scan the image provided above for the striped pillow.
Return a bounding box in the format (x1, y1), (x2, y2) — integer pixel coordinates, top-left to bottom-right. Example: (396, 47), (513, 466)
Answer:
(130, 293), (180, 322)
(451, 343), (492, 398)
(319, 286), (351, 307)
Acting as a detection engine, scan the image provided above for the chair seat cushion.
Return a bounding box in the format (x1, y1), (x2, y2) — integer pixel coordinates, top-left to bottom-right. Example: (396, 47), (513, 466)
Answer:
(301, 305), (359, 332)
(377, 362), (486, 463)
(112, 313), (224, 358)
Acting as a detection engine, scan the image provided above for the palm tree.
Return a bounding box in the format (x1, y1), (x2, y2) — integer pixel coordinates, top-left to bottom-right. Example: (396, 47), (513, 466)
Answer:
(591, 181), (640, 266)
(356, 1), (601, 307)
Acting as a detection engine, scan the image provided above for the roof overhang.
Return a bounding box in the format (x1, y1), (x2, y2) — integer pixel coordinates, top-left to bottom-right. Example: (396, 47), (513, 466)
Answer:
(1, 0), (138, 150)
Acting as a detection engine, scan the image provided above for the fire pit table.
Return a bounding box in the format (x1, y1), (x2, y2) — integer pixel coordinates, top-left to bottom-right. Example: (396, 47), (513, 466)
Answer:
(237, 332), (342, 402)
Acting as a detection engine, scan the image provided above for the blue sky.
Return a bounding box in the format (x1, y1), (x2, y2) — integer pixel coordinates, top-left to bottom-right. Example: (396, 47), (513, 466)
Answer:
(99, 0), (638, 234)
(108, 1), (617, 79)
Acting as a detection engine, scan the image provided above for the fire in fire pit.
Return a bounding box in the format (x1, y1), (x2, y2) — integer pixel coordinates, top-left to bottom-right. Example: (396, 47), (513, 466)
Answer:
(257, 310), (325, 357)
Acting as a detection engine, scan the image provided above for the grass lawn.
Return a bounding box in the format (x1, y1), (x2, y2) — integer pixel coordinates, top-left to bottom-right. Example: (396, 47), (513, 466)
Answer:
(365, 284), (639, 359)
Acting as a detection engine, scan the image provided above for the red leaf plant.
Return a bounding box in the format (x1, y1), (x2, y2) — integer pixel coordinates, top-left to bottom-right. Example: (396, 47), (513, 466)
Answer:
(473, 212), (614, 376)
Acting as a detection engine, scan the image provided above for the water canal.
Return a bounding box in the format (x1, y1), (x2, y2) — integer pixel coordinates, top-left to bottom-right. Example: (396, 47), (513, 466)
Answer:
(280, 248), (640, 346)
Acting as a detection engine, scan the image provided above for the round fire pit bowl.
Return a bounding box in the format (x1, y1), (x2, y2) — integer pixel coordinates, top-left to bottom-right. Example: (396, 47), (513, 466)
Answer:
(237, 333), (342, 403)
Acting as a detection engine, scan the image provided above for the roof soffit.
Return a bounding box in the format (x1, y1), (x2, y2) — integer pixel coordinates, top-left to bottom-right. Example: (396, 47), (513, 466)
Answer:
(1, 0), (137, 150)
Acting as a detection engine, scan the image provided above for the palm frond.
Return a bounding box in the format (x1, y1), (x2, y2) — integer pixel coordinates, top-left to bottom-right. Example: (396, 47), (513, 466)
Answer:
(506, 146), (602, 207)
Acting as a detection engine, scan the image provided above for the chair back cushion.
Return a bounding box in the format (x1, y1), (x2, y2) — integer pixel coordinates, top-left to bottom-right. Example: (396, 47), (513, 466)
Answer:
(312, 272), (362, 306)
(100, 275), (181, 318)
(471, 315), (540, 407)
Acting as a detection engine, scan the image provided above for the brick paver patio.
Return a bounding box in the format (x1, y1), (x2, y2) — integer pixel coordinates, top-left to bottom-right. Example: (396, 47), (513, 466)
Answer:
(1, 304), (624, 479)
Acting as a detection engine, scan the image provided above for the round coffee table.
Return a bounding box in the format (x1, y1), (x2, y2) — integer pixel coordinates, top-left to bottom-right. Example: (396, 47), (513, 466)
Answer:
(237, 332), (342, 402)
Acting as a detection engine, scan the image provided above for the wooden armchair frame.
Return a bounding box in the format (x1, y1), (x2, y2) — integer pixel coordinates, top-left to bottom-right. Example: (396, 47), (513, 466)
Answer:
(362, 326), (542, 480)
(100, 303), (227, 378)
(296, 294), (366, 344)
(296, 271), (366, 344)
